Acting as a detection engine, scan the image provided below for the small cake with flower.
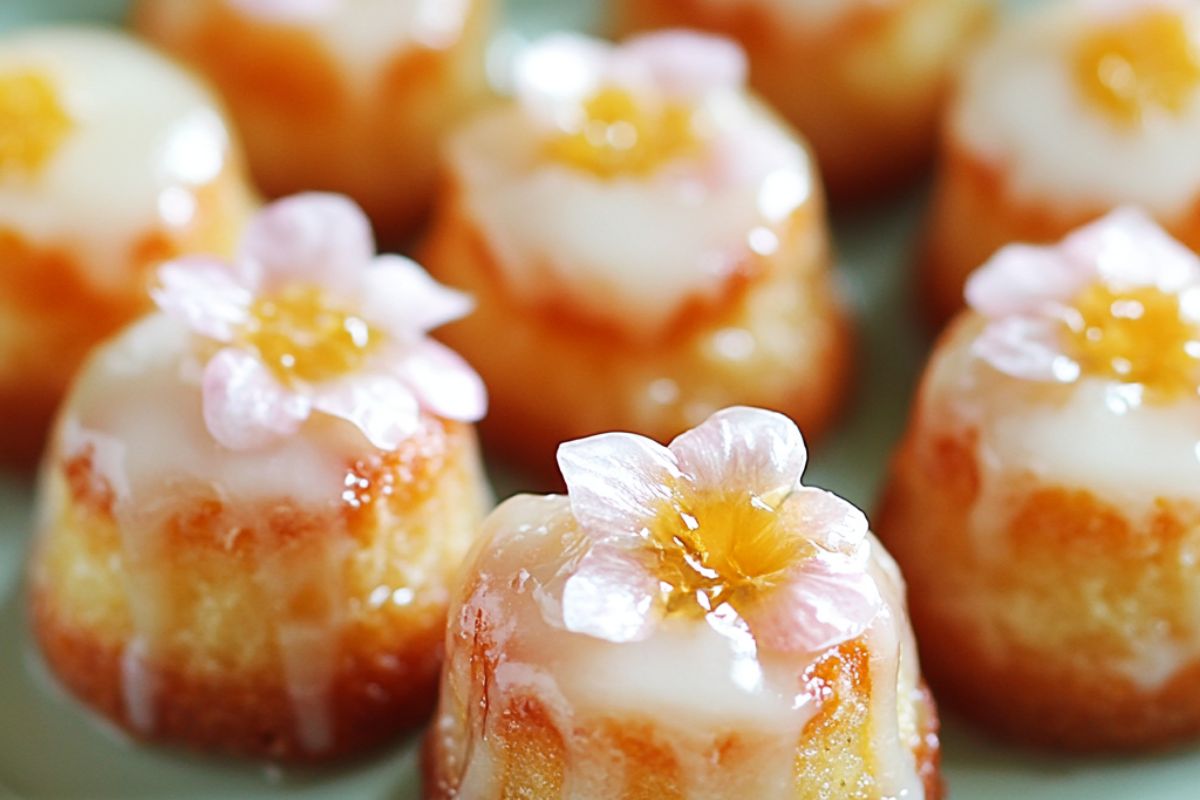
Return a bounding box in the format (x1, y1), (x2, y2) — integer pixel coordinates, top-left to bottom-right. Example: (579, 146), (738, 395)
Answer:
(423, 31), (852, 474)
(425, 407), (940, 799)
(923, 0), (1200, 324)
(28, 193), (490, 762)
(132, 0), (492, 241)
(0, 27), (255, 466)
(617, 0), (992, 202)
(880, 209), (1200, 750)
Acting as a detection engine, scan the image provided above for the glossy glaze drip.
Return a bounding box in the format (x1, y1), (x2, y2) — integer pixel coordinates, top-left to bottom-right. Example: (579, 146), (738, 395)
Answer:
(59, 314), (372, 751)
(434, 495), (927, 799)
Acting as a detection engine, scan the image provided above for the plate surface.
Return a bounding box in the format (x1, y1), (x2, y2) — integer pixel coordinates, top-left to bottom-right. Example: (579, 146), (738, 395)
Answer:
(1, 0), (1198, 798)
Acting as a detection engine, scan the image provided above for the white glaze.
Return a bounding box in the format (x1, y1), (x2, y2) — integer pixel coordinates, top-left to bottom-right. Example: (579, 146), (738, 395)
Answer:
(448, 95), (812, 339)
(954, 0), (1200, 219)
(434, 494), (927, 799)
(0, 27), (235, 296)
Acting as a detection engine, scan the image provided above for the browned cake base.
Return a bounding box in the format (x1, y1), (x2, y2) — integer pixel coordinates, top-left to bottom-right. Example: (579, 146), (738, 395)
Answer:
(879, 430), (1200, 751)
(29, 418), (487, 762)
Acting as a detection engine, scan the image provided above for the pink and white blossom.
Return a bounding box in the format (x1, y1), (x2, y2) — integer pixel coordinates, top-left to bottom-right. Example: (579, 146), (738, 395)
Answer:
(549, 406), (881, 653)
(965, 207), (1200, 382)
(514, 30), (747, 127)
(152, 192), (486, 451)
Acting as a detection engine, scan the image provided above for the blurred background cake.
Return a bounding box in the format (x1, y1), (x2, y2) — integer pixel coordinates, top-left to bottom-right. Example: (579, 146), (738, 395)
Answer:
(0, 26), (255, 467)
(133, 0), (494, 242)
(617, 0), (993, 202)
(922, 0), (1200, 323)
(423, 31), (852, 476)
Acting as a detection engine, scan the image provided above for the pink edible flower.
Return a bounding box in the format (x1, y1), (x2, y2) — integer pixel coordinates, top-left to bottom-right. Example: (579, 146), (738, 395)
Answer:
(514, 30), (747, 129)
(550, 406), (882, 654)
(965, 207), (1200, 382)
(152, 192), (486, 451)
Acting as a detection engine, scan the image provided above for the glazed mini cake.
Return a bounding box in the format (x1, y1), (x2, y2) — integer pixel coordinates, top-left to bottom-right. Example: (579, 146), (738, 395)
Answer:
(426, 407), (940, 799)
(0, 27), (255, 466)
(617, 0), (992, 201)
(133, 0), (492, 241)
(881, 210), (1200, 750)
(28, 194), (490, 761)
(923, 0), (1200, 323)
(423, 32), (852, 474)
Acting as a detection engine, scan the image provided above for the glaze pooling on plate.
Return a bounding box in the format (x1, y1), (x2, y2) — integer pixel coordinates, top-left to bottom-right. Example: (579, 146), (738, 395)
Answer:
(448, 31), (812, 339)
(27, 194), (490, 761)
(954, 0), (1200, 217)
(426, 409), (936, 799)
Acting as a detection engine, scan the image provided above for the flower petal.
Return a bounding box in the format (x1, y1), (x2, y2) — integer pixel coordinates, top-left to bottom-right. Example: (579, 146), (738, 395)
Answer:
(669, 406), (807, 499)
(743, 551), (882, 654)
(240, 192), (374, 294)
(777, 487), (869, 555)
(974, 316), (1081, 383)
(618, 30), (747, 99)
(557, 431), (682, 545)
(202, 348), (310, 450)
(965, 243), (1093, 319)
(394, 339), (487, 423)
(151, 257), (252, 343)
(560, 544), (660, 643)
(1064, 207), (1200, 293)
(311, 372), (421, 451)
(360, 255), (475, 337)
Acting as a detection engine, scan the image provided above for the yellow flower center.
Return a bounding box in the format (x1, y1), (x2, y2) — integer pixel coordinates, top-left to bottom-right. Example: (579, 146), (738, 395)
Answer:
(1063, 283), (1200, 395)
(1075, 10), (1200, 126)
(545, 86), (698, 177)
(240, 284), (380, 385)
(648, 491), (808, 616)
(0, 70), (73, 176)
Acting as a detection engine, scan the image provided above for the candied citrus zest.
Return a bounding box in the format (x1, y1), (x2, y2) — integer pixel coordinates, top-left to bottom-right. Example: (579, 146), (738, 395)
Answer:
(0, 69), (73, 176)
(544, 86), (698, 177)
(647, 491), (809, 617)
(1075, 10), (1200, 126)
(1063, 283), (1200, 396)
(239, 284), (380, 385)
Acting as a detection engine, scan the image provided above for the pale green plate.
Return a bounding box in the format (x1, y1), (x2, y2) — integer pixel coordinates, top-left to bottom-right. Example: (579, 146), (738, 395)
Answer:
(1, 0), (1198, 797)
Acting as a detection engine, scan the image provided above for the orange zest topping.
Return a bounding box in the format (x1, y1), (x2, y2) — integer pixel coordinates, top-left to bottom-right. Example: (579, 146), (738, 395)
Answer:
(1075, 10), (1200, 126)
(545, 87), (698, 177)
(648, 491), (807, 616)
(1063, 283), (1200, 395)
(0, 70), (73, 176)
(240, 284), (380, 385)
